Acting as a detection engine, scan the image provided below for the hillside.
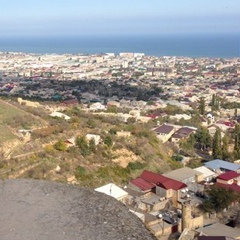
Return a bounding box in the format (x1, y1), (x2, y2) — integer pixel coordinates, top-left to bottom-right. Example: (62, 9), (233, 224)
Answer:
(0, 98), (180, 187)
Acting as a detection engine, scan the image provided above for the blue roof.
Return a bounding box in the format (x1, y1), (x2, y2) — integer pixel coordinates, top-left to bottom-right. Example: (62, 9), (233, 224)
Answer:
(205, 159), (240, 172)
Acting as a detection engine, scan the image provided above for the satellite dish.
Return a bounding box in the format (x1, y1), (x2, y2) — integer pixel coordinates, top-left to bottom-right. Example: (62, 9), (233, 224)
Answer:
(158, 214), (163, 219)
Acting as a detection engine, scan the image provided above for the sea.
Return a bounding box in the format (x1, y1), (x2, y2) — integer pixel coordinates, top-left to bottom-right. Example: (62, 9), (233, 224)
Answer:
(0, 34), (239, 58)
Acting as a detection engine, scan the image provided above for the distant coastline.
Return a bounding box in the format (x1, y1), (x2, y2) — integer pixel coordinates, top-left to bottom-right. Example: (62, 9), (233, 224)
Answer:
(0, 33), (239, 58)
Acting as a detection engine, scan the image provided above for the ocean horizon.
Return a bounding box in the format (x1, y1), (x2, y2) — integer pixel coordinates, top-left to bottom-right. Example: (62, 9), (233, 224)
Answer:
(0, 33), (239, 58)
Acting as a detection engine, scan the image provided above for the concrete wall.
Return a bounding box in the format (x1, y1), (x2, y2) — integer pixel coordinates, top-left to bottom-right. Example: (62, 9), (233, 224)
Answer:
(17, 97), (41, 108)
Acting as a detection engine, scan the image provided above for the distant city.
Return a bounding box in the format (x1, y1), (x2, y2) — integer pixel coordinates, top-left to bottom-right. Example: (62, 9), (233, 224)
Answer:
(0, 51), (239, 104)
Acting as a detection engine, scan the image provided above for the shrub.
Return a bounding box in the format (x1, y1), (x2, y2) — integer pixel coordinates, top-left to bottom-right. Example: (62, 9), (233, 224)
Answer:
(127, 161), (145, 171)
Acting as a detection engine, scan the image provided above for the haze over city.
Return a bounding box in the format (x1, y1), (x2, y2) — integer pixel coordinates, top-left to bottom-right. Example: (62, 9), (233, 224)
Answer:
(1, 0), (240, 37)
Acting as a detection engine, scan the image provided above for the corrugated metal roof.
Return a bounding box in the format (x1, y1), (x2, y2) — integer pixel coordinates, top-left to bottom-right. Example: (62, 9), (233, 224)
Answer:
(140, 170), (187, 190)
(130, 178), (155, 191)
(217, 171), (240, 181)
(205, 159), (240, 172)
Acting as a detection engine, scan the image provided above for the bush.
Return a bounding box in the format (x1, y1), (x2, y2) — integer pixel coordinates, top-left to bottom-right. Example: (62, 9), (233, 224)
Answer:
(54, 139), (67, 151)
(172, 155), (183, 162)
(75, 166), (86, 179)
(127, 161), (145, 171)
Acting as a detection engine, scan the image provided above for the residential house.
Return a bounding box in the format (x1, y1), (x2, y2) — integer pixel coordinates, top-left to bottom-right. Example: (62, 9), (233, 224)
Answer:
(163, 167), (204, 192)
(145, 212), (178, 237)
(217, 171), (240, 185)
(215, 120), (235, 132)
(171, 127), (196, 143)
(129, 170), (187, 208)
(95, 183), (128, 203)
(196, 223), (240, 239)
(194, 166), (217, 182)
(153, 124), (175, 143)
(205, 159), (240, 174)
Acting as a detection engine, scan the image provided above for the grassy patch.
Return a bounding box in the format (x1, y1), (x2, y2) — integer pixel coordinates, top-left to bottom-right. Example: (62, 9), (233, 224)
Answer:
(0, 125), (16, 143)
(0, 101), (26, 123)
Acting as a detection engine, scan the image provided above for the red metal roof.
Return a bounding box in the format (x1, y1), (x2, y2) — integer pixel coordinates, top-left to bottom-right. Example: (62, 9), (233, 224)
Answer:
(140, 170), (187, 190)
(130, 178), (155, 191)
(217, 171), (240, 181)
(216, 182), (240, 193)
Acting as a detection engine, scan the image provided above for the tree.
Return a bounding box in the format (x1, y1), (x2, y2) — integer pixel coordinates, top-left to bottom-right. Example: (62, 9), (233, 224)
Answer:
(210, 94), (220, 111)
(198, 97), (205, 115)
(234, 124), (240, 159)
(211, 94), (216, 108)
(212, 128), (222, 159)
(194, 126), (211, 150)
(203, 186), (237, 213)
(179, 133), (196, 156)
(76, 136), (90, 156)
(54, 139), (67, 151)
(222, 135), (229, 160)
(234, 108), (238, 118)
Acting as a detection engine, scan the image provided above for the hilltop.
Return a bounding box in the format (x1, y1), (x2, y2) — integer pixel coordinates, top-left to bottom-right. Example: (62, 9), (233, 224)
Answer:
(0, 179), (156, 240)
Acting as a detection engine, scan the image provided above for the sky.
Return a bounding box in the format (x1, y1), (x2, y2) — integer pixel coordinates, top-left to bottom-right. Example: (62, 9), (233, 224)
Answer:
(0, 0), (240, 37)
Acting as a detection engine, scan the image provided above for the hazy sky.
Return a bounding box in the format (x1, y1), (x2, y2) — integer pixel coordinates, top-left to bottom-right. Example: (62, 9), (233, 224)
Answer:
(1, 0), (239, 37)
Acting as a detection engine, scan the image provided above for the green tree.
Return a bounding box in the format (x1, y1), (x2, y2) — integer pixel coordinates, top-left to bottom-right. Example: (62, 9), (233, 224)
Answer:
(198, 97), (205, 115)
(179, 133), (196, 156)
(234, 124), (240, 159)
(222, 135), (229, 160)
(234, 108), (238, 117)
(76, 136), (90, 156)
(194, 126), (211, 150)
(203, 186), (237, 213)
(212, 128), (222, 159)
(210, 94), (220, 111)
(54, 139), (67, 151)
(211, 94), (216, 108)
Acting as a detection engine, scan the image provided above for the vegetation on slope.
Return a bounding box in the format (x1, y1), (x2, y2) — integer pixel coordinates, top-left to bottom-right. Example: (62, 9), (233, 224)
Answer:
(0, 99), (179, 188)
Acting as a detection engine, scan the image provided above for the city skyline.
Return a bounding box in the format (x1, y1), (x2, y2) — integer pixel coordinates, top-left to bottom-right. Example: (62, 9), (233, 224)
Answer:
(1, 0), (240, 37)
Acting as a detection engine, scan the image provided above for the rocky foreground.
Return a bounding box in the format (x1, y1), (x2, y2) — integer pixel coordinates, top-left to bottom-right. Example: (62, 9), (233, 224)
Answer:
(0, 179), (156, 240)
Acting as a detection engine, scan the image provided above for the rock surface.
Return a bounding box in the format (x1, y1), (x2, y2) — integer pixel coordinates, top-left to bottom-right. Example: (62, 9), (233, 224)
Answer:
(0, 179), (156, 240)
